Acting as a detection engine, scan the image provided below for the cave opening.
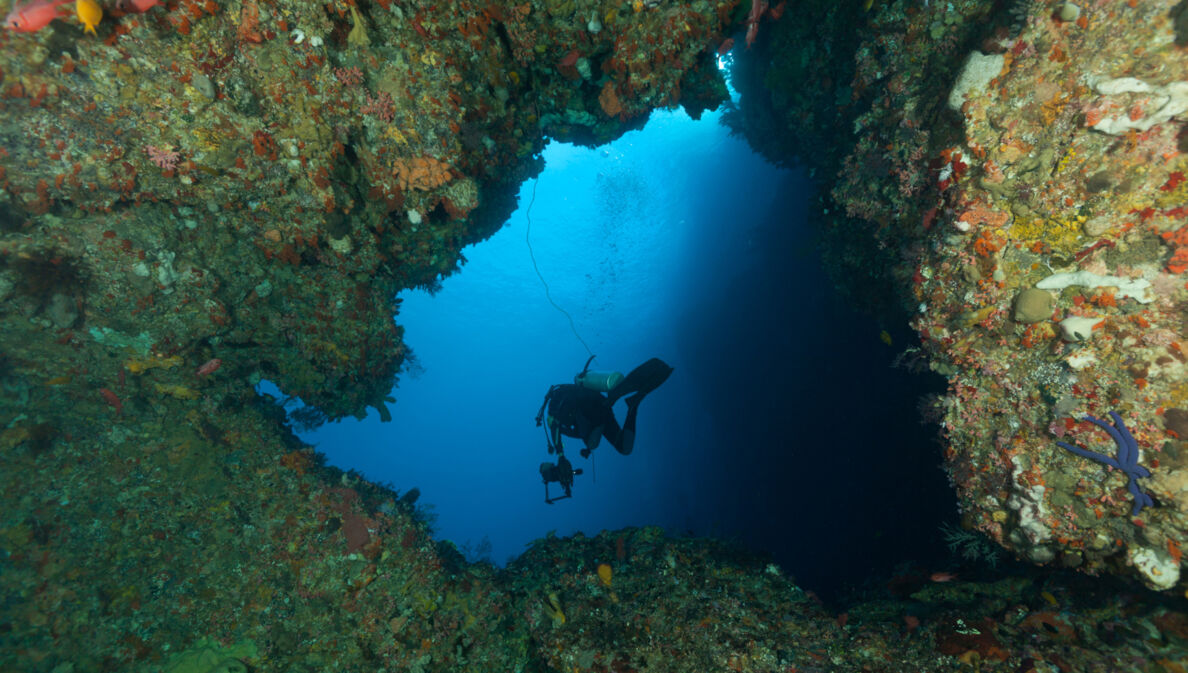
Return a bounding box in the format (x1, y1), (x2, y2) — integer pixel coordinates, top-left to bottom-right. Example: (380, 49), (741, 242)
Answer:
(275, 99), (954, 603)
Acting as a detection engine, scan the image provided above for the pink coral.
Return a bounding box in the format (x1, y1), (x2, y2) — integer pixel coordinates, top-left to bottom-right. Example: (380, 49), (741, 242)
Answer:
(145, 144), (180, 170)
(361, 93), (395, 123)
(334, 66), (364, 87)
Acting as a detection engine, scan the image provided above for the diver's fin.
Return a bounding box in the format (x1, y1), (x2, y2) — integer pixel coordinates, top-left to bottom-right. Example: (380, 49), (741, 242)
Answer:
(625, 393), (642, 413)
(608, 358), (673, 402)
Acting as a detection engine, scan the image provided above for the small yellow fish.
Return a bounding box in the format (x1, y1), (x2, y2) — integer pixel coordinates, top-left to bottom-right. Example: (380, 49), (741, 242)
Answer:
(544, 591), (565, 626)
(879, 330), (893, 346)
(125, 354), (183, 374)
(863, 0), (875, 11)
(75, 0), (100, 35)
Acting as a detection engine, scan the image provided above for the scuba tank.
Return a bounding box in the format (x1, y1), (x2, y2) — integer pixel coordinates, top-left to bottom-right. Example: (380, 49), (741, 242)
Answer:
(574, 355), (623, 393)
(575, 370), (623, 393)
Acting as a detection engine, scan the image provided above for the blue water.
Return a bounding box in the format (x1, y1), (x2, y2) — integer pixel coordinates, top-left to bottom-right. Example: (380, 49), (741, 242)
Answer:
(286, 105), (953, 600)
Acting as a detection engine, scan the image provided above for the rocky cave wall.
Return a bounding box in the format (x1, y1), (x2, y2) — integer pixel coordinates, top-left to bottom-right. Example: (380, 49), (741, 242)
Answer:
(0, 0), (745, 670)
(0, 0), (732, 425)
(4, 0), (1188, 671)
(732, 0), (1188, 592)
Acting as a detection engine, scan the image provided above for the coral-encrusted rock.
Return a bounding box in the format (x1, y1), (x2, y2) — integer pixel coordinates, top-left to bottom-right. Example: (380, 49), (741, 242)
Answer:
(731, 0), (1188, 590)
(910, 0), (1188, 590)
(0, 0), (736, 422)
(950, 3), (1186, 591)
(0, 1), (743, 668)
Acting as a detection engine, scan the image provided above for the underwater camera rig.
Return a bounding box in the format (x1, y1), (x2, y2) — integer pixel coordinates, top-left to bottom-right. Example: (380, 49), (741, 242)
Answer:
(535, 399), (583, 503)
(539, 454), (583, 504)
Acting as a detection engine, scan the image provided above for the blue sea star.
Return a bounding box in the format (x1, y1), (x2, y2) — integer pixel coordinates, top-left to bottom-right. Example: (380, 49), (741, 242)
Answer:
(1056, 410), (1155, 517)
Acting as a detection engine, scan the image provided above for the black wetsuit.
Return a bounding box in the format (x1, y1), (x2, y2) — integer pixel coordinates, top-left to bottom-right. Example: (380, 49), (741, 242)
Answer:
(542, 357), (674, 456)
(547, 383), (638, 454)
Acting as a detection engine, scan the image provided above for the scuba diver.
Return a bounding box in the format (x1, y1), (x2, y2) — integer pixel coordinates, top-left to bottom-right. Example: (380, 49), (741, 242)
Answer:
(535, 356), (674, 503)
